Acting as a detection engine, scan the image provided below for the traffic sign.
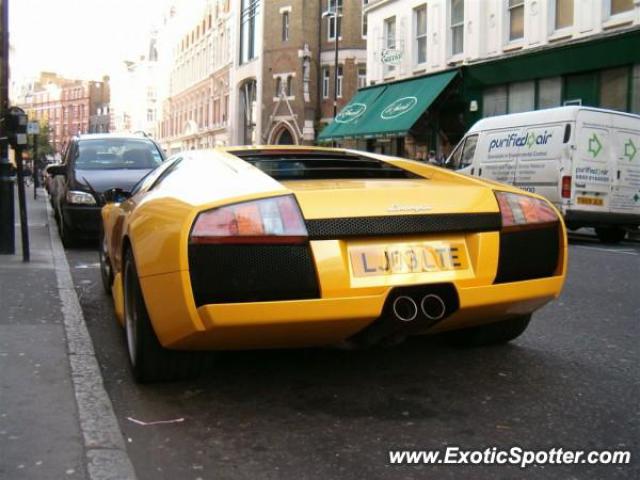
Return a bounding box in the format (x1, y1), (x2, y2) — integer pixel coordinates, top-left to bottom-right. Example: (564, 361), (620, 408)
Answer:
(27, 122), (40, 135)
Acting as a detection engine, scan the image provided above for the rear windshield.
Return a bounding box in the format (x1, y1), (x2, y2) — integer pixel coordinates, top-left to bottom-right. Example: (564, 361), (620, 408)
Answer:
(75, 139), (163, 170)
(231, 151), (420, 180)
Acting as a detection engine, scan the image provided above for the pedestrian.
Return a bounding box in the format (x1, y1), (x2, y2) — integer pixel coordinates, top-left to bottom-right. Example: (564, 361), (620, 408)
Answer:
(427, 150), (438, 165)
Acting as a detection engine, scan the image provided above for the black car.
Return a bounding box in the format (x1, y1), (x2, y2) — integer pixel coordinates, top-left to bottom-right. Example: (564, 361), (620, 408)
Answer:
(48, 134), (165, 246)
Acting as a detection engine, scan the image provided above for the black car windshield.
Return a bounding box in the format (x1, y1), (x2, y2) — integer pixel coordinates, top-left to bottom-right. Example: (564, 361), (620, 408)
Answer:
(75, 139), (163, 170)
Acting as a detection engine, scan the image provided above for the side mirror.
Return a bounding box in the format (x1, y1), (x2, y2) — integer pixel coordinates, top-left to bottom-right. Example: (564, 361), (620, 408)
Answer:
(103, 188), (131, 204)
(46, 164), (66, 177)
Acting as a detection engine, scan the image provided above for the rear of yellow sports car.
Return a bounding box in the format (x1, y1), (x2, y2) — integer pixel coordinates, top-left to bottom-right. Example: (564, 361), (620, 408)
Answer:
(134, 148), (566, 354)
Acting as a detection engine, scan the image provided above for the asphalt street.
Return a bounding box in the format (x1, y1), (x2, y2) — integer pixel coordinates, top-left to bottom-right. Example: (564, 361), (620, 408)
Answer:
(65, 232), (639, 480)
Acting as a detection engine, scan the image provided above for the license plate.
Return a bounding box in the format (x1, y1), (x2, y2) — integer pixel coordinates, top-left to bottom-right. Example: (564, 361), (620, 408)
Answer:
(350, 241), (469, 277)
(577, 196), (604, 206)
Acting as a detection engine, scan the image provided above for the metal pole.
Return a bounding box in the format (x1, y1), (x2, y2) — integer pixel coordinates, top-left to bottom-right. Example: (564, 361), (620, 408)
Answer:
(332, 2), (339, 147)
(33, 133), (38, 199)
(0, 0), (15, 254)
(15, 145), (29, 261)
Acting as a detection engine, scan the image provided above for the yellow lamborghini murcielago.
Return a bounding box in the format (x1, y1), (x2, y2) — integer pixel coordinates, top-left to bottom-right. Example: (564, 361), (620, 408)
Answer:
(99, 147), (567, 382)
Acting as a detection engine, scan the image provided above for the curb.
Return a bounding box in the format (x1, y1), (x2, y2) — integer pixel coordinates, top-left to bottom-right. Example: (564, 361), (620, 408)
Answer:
(45, 200), (137, 480)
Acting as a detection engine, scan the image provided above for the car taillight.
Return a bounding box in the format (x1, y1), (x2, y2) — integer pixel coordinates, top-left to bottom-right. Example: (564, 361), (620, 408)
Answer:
(190, 195), (308, 244)
(561, 176), (571, 199)
(495, 191), (559, 230)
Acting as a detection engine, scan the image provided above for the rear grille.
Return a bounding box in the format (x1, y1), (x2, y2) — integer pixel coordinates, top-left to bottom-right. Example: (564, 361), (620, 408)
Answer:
(494, 224), (560, 284)
(305, 213), (501, 240)
(188, 244), (320, 306)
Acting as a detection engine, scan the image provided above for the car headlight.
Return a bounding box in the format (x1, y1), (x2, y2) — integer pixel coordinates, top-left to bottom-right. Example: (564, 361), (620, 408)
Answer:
(495, 191), (559, 230)
(66, 190), (96, 205)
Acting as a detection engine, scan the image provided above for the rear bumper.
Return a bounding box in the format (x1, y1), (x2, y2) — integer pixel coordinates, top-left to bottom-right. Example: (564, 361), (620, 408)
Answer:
(61, 204), (101, 236)
(140, 271), (564, 350)
(564, 209), (640, 228)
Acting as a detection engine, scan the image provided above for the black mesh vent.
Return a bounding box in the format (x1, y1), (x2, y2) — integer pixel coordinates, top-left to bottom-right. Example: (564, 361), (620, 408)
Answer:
(494, 224), (560, 284)
(188, 244), (320, 306)
(306, 213), (501, 240)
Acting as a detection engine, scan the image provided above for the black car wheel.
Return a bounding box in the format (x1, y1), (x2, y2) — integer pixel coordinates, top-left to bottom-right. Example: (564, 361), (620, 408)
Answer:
(444, 314), (532, 347)
(99, 228), (113, 294)
(123, 249), (203, 383)
(595, 227), (626, 244)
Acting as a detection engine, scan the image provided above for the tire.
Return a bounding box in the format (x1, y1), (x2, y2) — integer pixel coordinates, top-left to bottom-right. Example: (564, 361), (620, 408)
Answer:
(58, 210), (78, 248)
(444, 314), (532, 347)
(595, 227), (626, 244)
(123, 249), (203, 383)
(99, 228), (113, 294)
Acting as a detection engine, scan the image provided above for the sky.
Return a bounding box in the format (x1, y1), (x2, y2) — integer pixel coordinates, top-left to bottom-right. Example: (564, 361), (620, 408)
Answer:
(9, 0), (170, 82)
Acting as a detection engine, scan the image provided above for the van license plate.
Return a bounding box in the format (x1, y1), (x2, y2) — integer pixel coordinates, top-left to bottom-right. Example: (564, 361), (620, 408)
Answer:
(577, 196), (604, 206)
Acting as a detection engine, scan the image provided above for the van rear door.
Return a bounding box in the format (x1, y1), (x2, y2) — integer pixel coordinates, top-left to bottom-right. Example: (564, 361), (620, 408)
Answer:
(572, 113), (611, 214)
(514, 123), (567, 204)
(610, 123), (640, 216)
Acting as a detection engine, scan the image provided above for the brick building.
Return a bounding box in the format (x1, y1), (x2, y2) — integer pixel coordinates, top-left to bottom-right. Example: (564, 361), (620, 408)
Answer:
(260, 0), (366, 144)
(19, 73), (110, 154)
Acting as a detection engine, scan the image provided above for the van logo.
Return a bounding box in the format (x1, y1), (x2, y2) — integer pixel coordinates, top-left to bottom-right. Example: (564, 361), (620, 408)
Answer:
(588, 133), (602, 158)
(488, 130), (553, 152)
(381, 97), (418, 120)
(624, 139), (637, 161)
(336, 103), (367, 124)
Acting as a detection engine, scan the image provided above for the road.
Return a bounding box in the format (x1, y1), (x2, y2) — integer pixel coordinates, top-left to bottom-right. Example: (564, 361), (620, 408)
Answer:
(65, 233), (639, 480)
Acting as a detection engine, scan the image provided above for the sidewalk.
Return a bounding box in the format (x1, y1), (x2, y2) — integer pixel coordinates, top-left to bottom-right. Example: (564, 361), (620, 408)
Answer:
(0, 189), (135, 480)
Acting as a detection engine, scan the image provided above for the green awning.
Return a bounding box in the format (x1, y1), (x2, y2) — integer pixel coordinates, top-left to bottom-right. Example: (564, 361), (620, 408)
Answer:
(318, 69), (458, 141)
(317, 85), (387, 141)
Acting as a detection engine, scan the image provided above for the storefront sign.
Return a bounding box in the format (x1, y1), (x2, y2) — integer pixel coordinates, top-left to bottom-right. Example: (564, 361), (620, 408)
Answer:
(381, 97), (418, 119)
(335, 103), (367, 123)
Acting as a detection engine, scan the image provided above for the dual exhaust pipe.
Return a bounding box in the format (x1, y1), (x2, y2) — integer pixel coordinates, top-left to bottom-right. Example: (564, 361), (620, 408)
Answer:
(392, 294), (447, 323)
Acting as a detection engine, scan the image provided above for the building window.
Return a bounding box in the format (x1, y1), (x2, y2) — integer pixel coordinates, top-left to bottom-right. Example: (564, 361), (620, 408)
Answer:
(509, 0), (524, 41)
(322, 68), (330, 98)
(327, 0), (343, 41)
(362, 10), (368, 38)
(358, 67), (367, 89)
(610, 0), (633, 15)
(538, 77), (562, 109)
(414, 5), (427, 66)
(483, 85), (508, 117)
(275, 77), (282, 97)
(507, 81), (535, 113)
(147, 109), (155, 122)
(632, 64), (640, 114)
(240, 0), (260, 64)
(287, 76), (293, 96)
(337, 66), (343, 98)
(600, 67), (629, 111)
(554, 0), (573, 30)
(450, 0), (464, 56)
(384, 16), (396, 75)
(282, 11), (289, 42)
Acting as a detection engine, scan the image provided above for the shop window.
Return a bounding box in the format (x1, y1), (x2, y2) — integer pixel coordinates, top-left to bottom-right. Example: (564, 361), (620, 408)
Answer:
(600, 67), (629, 111)
(632, 64), (640, 114)
(554, 0), (573, 30)
(450, 0), (464, 55)
(508, 0), (524, 41)
(483, 85), (508, 117)
(538, 77), (562, 109)
(610, 0), (633, 15)
(414, 5), (427, 66)
(508, 81), (535, 113)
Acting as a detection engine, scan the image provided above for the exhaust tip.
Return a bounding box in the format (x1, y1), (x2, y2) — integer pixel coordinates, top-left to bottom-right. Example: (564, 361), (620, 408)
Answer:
(392, 296), (419, 322)
(420, 294), (446, 321)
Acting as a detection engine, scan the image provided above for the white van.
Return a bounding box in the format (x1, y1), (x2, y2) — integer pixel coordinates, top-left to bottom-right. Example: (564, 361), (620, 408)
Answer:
(448, 106), (640, 243)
